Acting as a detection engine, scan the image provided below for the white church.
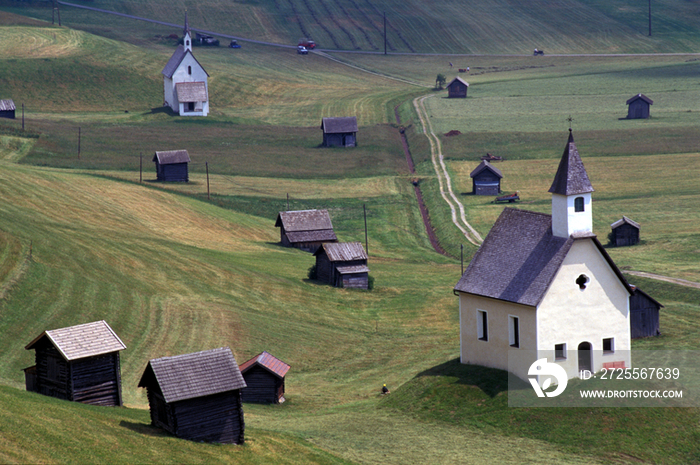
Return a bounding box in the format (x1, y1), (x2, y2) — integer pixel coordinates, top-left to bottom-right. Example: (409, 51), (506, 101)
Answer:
(454, 130), (632, 381)
(162, 13), (209, 116)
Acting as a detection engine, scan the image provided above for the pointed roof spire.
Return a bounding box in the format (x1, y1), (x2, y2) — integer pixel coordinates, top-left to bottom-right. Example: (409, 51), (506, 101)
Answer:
(548, 129), (594, 196)
(183, 9), (190, 37)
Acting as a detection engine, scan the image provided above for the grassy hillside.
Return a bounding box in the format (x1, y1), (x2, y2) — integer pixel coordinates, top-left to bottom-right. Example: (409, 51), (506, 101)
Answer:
(5, 0), (700, 53)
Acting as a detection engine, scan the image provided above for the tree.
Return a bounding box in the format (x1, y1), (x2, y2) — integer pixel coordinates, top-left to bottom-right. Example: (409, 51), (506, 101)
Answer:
(435, 74), (446, 90)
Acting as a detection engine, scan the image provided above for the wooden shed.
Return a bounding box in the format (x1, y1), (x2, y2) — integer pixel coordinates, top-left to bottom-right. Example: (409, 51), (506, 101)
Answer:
(314, 241), (369, 289)
(153, 150), (190, 182)
(630, 285), (662, 338)
(24, 320), (126, 406)
(321, 117), (358, 147)
(611, 216), (640, 247)
(470, 160), (503, 195)
(627, 94), (653, 119)
(0, 99), (15, 119)
(275, 209), (337, 253)
(239, 351), (290, 404)
(138, 347), (246, 444)
(447, 77), (469, 98)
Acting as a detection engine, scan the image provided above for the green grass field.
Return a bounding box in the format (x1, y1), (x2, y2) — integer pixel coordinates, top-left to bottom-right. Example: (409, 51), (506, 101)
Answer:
(2, 3), (700, 463)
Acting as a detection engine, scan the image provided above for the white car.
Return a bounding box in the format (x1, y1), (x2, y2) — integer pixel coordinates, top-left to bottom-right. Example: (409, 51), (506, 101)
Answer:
(297, 46), (308, 55)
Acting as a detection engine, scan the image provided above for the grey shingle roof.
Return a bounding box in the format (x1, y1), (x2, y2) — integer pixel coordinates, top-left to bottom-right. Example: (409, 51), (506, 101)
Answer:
(548, 130), (594, 196)
(0, 99), (15, 111)
(176, 82), (207, 103)
(25, 320), (126, 361)
(154, 150), (190, 164)
(470, 160), (503, 179)
(321, 117), (358, 134)
(276, 210), (334, 232)
(161, 47), (209, 79)
(239, 351), (290, 379)
(336, 264), (370, 274)
(285, 230), (337, 243)
(315, 241), (367, 262)
(448, 77), (469, 88)
(626, 93), (653, 105)
(138, 347), (246, 403)
(611, 216), (640, 230)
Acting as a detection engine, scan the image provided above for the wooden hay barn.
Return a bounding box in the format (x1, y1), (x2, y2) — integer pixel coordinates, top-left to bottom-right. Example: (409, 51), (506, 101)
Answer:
(24, 320), (126, 406)
(314, 241), (369, 289)
(138, 347), (246, 444)
(0, 99), (15, 119)
(470, 160), (503, 195)
(153, 150), (190, 182)
(626, 94), (653, 119)
(321, 116), (358, 147)
(275, 209), (337, 253)
(611, 216), (640, 247)
(630, 285), (662, 338)
(447, 77), (469, 98)
(239, 351), (290, 404)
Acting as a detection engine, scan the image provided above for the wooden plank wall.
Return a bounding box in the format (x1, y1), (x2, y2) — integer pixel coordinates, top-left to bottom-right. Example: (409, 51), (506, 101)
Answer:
(171, 391), (245, 444)
(241, 366), (281, 403)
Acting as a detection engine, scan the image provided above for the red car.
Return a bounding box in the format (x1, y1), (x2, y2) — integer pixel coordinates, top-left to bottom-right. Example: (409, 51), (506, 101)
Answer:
(298, 38), (316, 49)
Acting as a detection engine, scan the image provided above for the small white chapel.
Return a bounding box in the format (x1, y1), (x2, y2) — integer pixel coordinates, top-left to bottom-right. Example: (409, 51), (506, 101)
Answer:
(454, 130), (632, 381)
(162, 13), (209, 116)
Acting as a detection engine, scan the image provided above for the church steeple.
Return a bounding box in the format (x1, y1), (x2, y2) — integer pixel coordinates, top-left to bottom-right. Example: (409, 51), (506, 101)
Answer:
(549, 129), (594, 238)
(183, 10), (192, 52)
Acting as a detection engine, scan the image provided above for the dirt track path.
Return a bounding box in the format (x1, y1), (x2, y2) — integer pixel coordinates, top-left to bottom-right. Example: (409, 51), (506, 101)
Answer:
(623, 270), (700, 289)
(413, 94), (482, 246)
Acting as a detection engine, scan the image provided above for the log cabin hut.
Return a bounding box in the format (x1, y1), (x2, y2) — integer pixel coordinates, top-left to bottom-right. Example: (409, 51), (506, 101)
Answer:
(153, 150), (190, 182)
(0, 99), (15, 119)
(321, 116), (358, 147)
(626, 94), (653, 119)
(447, 77), (469, 98)
(314, 241), (369, 289)
(138, 347), (246, 444)
(275, 209), (338, 253)
(470, 160), (503, 195)
(629, 285), (662, 338)
(239, 351), (290, 404)
(610, 216), (640, 247)
(24, 320), (126, 406)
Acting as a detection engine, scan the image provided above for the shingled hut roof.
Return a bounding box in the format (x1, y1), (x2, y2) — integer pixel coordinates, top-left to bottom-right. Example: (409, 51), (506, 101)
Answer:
(25, 320), (126, 361)
(611, 216), (640, 230)
(138, 347), (246, 403)
(153, 150), (191, 165)
(454, 208), (630, 306)
(447, 77), (469, 88)
(176, 82), (207, 102)
(470, 160), (503, 179)
(275, 210), (337, 242)
(321, 117), (358, 134)
(314, 241), (367, 262)
(239, 351), (290, 379)
(626, 94), (653, 105)
(0, 99), (16, 112)
(548, 129), (594, 196)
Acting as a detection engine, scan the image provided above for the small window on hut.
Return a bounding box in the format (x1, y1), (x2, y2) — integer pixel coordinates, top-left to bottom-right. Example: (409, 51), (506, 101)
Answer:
(555, 343), (567, 360)
(477, 310), (488, 341)
(574, 197), (585, 212)
(603, 337), (615, 353)
(576, 274), (590, 290)
(188, 65), (192, 75)
(508, 315), (520, 348)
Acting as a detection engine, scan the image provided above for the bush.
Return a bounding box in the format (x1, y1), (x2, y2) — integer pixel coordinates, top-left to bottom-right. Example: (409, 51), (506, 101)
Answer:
(368, 274), (374, 290)
(307, 264), (317, 280)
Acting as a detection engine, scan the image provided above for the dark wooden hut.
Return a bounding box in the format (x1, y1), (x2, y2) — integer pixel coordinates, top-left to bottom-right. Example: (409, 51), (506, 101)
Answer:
(239, 351), (290, 404)
(626, 94), (653, 119)
(275, 209), (337, 253)
(321, 116), (358, 147)
(470, 160), (503, 195)
(629, 285), (662, 338)
(611, 216), (640, 247)
(153, 150), (190, 182)
(138, 347), (246, 444)
(314, 241), (369, 289)
(447, 77), (469, 98)
(24, 320), (126, 406)
(0, 99), (16, 119)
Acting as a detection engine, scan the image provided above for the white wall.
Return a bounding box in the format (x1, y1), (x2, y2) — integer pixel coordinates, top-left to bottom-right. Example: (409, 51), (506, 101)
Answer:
(551, 193), (592, 238)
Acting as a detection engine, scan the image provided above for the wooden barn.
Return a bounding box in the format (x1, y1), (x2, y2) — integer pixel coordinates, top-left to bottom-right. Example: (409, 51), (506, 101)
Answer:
(239, 351), (290, 404)
(0, 99), (15, 119)
(447, 77), (469, 98)
(314, 241), (369, 289)
(153, 150), (190, 182)
(626, 94), (653, 119)
(630, 285), (662, 338)
(24, 320), (126, 406)
(138, 347), (246, 444)
(321, 116), (358, 147)
(611, 216), (640, 247)
(470, 160), (503, 195)
(275, 209), (337, 253)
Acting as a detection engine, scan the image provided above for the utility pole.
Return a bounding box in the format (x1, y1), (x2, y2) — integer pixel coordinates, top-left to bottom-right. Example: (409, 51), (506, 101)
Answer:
(648, 0), (652, 36)
(383, 12), (387, 55)
(206, 162), (210, 200)
(139, 153), (142, 183)
(77, 126), (81, 159)
(363, 204), (368, 255)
